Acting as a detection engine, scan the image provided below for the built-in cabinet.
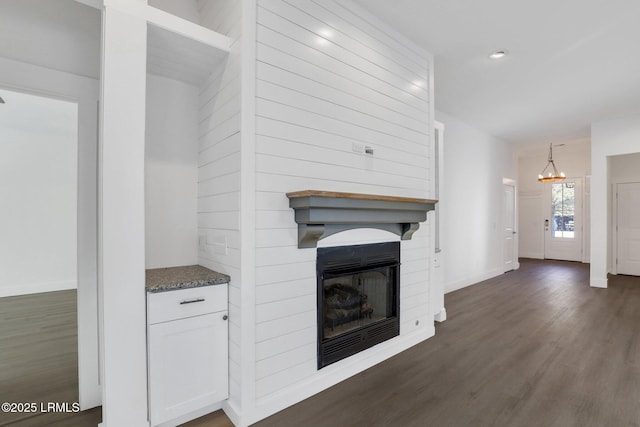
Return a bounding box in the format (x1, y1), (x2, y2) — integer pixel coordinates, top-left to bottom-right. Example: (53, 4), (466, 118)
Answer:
(140, 2), (234, 426)
(147, 285), (228, 427)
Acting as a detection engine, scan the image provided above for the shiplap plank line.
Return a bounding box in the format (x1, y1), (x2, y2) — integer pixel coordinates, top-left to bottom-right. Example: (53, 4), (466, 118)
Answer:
(256, 25), (428, 115)
(255, 261), (315, 287)
(263, 0), (428, 88)
(198, 91), (240, 138)
(255, 154), (427, 192)
(255, 191), (291, 211)
(256, 295), (316, 325)
(256, 135), (428, 180)
(255, 277), (315, 305)
(257, 5), (428, 104)
(289, 0), (429, 77)
(257, 44), (427, 124)
(257, 81), (427, 145)
(199, 114), (240, 152)
(256, 311), (316, 343)
(199, 74), (240, 123)
(257, 70), (427, 139)
(255, 246), (315, 267)
(255, 229), (297, 248)
(322, 0), (431, 65)
(256, 116), (429, 163)
(256, 326), (316, 361)
(257, 60), (427, 134)
(199, 192), (240, 214)
(255, 359), (316, 400)
(255, 172), (430, 199)
(198, 54), (236, 106)
(256, 99), (427, 154)
(198, 131), (240, 166)
(198, 171), (240, 196)
(199, 152), (241, 182)
(256, 342), (316, 380)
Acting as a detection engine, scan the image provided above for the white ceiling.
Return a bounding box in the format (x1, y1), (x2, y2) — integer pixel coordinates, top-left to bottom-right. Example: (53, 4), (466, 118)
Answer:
(355, 0), (640, 145)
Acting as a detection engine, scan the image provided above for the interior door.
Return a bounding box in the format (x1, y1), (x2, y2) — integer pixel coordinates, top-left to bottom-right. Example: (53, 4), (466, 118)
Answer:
(503, 184), (516, 272)
(616, 182), (640, 276)
(544, 179), (583, 261)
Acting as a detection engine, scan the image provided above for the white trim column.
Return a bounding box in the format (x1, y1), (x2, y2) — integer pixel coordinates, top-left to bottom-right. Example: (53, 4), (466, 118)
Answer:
(99, 4), (149, 426)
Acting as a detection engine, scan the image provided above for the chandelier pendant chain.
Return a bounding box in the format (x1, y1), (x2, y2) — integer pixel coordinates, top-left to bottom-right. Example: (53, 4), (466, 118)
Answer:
(538, 143), (566, 183)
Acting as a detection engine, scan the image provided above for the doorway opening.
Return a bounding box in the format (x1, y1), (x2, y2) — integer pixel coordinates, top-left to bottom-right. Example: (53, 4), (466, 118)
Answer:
(0, 87), (99, 424)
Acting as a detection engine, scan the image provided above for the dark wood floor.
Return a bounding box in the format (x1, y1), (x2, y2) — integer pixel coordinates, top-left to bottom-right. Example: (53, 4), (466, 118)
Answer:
(5, 260), (640, 426)
(247, 259), (640, 427)
(0, 290), (101, 427)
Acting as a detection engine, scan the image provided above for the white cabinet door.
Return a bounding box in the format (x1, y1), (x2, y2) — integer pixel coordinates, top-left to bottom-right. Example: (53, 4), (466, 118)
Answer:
(617, 182), (640, 276)
(148, 312), (228, 426)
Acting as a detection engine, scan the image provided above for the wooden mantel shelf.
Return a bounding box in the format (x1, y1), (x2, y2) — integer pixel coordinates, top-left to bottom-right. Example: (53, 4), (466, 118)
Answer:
(286, 190), (438, 248)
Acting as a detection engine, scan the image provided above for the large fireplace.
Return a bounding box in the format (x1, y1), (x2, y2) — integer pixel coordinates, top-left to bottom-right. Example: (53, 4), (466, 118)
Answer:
(317, 242), (400, 368)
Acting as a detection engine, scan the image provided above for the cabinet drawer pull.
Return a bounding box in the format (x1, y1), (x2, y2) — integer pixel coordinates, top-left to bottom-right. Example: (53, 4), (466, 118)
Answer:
(180, 298), (205, 305)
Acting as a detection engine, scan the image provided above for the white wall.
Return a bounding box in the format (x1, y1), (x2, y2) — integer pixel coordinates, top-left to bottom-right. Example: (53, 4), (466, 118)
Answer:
(145, 75), (199, 269)
(0, 0), (100, 79)
(251, 0), (433, 422)
(435, 110), (517, 293)
(517, 141), (591, 260)
(610, 152), (640, 182)
(591, 115), (640, 287)
(0, 88), (78, 297)
(149, 0), (201, 24)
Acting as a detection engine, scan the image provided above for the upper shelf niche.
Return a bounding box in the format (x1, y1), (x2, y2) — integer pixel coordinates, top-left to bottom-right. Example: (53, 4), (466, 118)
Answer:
(146, 1), (232, 86)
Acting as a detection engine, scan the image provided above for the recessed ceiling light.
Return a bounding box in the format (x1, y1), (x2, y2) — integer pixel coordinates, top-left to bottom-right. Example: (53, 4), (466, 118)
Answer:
(488, 49), (509, 60)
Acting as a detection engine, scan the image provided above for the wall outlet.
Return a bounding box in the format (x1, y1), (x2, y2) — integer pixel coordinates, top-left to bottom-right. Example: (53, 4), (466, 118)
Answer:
(208, 235), (228, 256)
(351, 143), (365, 154)
(198, 235), (207, 252)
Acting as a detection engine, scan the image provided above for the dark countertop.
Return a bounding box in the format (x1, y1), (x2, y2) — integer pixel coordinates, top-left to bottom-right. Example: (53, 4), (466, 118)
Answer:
(145, 265), (230, 293)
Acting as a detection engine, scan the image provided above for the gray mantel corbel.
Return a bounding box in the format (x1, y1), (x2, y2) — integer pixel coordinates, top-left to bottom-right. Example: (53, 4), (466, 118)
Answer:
(286, 190), (437, 248)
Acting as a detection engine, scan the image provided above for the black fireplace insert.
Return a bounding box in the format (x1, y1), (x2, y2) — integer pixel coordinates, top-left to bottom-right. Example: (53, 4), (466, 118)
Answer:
(317, 242), (400, 368)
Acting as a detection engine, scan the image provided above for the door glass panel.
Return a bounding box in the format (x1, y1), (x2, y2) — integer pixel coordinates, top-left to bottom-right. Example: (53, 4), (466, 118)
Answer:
(551, 182), (575, 238)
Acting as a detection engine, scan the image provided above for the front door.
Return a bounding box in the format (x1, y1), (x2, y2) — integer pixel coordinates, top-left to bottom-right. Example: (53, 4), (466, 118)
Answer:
(503, 184), (516, 272)
(617, 182), (640, 276)
(544, 179), (583, 261)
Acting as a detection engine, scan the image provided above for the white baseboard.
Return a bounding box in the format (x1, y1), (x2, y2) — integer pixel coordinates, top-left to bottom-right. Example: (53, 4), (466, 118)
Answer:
(590, 276), (608, 288)
(445, 268), (503, 294)
(519, 252), (544, 259)
(0, 280), (77, 298)
(434, 307), (447, 322)
(155, 402), (223, 427)
(222, 400), (242, 427)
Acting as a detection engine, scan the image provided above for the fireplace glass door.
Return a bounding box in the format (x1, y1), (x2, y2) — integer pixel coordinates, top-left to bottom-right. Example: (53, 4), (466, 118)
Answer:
(322, 266), (395, 340)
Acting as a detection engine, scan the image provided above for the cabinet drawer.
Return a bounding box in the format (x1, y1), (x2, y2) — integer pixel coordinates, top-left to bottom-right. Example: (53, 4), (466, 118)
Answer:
(147, 285), (227, 324)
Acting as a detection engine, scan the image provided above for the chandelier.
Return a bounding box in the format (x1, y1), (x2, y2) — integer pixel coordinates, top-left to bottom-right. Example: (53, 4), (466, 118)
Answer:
(537, 143), (565, 182)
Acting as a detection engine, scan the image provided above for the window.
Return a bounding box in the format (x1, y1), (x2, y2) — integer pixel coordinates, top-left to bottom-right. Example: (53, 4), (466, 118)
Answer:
(551, 182), (575, 238)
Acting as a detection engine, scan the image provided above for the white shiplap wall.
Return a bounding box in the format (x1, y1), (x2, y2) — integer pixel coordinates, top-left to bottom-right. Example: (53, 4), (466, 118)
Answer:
(253, 0), (434, 414)
(196, 0), (243, 414)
